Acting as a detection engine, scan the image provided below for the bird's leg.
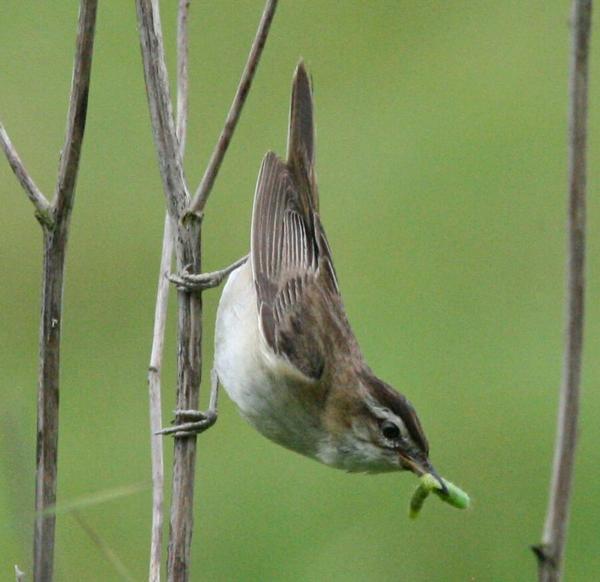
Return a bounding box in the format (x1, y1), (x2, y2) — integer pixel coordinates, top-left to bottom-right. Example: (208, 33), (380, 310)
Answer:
(169, 255), (248, 293)
(157, 369), (221, 437)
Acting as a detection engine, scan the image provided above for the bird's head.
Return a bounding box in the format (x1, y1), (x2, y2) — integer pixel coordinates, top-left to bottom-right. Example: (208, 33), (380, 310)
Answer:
(320, 369), (443, 488)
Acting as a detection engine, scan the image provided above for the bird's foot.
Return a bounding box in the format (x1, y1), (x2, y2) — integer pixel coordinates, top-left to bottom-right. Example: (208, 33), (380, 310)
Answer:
(156, 408), (217, 437)
(169, 255), (248, 293)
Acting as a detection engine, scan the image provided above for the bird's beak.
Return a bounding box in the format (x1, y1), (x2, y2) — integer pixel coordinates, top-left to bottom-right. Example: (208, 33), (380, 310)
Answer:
(423, 465), (448, 495)
(399, 453), (448, 495)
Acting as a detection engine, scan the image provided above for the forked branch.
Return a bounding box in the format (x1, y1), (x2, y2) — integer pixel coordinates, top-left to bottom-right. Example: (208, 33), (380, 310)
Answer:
(137, 0), (278, 580)
(1, 1), (98, 581)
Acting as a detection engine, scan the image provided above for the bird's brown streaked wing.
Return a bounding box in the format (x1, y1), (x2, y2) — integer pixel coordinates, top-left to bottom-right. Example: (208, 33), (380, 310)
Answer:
(251, 151), (319, 292)
(251, 151), (334, 380)
(315, 213), (339, 296)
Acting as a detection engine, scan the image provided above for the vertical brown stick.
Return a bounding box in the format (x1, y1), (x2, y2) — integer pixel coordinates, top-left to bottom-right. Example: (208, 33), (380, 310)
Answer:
(168, 249), (202, 582)
(136, 2), (201, 580)
(34, 4), (98, 580)
(533, 1), (591, 580)
(169, 2), (201, 579)
(137, 0), (277, 578)
(1, 2), (98, 580)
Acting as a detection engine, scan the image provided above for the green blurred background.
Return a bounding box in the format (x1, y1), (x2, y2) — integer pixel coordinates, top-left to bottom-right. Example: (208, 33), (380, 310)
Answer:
(1, 1), (599, 580)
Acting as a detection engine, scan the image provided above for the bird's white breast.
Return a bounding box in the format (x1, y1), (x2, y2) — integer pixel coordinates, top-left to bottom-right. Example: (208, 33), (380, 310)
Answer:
(215, 261), (322, 457)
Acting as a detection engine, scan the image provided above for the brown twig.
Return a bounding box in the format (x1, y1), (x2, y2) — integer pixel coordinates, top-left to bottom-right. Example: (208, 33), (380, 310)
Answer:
(186, 0), (279, 218)
(532, 1), (591, 580)
(0, 124), (52, 225)
(53, 0), (98, 216)
(136, 2), (200, 581)
(0, 2), (98, 580)
(136, 0), (277, 578)
(135, 0), (188, 218)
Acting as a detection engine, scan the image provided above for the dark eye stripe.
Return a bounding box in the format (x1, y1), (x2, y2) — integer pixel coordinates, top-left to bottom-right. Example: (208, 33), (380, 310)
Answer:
(402, 406), (429, 456)
(359, 370), (430, 456)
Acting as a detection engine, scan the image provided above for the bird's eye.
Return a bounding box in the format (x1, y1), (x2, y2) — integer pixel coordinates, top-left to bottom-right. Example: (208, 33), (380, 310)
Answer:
(381, 421), (401, 440)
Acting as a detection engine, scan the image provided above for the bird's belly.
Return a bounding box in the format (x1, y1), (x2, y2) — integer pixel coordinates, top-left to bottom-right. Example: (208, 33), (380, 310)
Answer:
(215, 263), (322, 457)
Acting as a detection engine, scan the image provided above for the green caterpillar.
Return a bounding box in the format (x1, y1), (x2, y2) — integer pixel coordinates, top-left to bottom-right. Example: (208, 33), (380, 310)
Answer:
(409, 473), (470, 519)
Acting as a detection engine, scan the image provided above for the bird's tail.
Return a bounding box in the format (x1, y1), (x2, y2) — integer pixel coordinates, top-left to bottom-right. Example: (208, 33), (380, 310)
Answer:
(287, 60), (318, 209)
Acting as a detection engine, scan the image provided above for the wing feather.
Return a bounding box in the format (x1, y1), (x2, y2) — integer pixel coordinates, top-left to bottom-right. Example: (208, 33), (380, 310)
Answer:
(251, 152), (336, 379)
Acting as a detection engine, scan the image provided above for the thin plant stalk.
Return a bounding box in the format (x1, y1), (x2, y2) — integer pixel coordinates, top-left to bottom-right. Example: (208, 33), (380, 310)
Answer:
(147, 214), (172, 582)
(533, 1), (591, 581)
(136, 0), (278, 578)
(147, 0), (191, 578)
(136, 1), (201, 579)
(0, 2), (98, 580)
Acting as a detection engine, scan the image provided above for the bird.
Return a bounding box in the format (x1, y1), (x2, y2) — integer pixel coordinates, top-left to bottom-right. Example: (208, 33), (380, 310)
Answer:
(167, 62), (443, 486)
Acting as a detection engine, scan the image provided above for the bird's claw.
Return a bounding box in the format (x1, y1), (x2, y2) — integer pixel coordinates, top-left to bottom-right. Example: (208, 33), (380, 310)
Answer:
(168, 270), (213, 293)
(156, 408), (217, 437)
(168, 256), (248, 293)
